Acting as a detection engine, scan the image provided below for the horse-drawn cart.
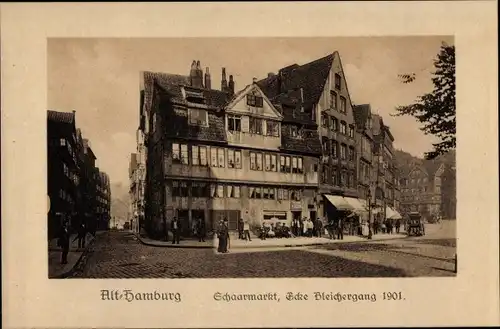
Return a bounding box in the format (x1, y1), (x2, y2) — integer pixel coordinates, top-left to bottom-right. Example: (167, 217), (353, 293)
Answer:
(406, 212), (425, 236)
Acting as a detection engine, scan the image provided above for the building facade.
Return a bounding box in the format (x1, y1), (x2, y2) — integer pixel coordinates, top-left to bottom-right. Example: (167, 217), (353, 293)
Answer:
(141, 60), (322, 238)
(399, 161), (444, 219)
(96, 170), (111, 230)
(47, 110), (110, 240)
(257, 53), (360, 223)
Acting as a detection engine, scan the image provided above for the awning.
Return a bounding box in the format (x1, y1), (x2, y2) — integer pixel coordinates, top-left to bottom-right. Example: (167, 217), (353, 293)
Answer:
(387, 207), (402, 219)
(324, 195), (354, 211)
(344, 197), (369, 214)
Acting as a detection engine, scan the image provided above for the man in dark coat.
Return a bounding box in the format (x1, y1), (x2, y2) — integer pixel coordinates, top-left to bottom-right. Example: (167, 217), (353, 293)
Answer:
(73, 222), (87, 249)
(315, 218), (324, 237)
(197, 217), (206, 242)
(337, 218), (344, 240)
(171, 217), (181, 244)
(238, 218), (244, 239)
(58, 221), (71, 264)
(217, 219), (229, 253)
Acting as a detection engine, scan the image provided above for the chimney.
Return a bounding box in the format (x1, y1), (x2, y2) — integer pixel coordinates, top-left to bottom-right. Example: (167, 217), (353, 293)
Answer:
(189, 60), (197, 86)
(228, 75), (235, 95)
(252, 77), (257, 83)
(204, 67), (211, 90)
(190, 60), (203, 88)
(267, 72), (275, 78)
(221, 67), (228, 92)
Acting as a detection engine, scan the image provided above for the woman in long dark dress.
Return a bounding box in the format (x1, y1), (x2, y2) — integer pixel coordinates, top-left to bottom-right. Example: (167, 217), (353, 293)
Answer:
(217, 219), (229, 253)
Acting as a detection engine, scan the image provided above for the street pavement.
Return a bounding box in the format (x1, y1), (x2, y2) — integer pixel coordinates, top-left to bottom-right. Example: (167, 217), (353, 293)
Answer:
(70, 221), (456, 278)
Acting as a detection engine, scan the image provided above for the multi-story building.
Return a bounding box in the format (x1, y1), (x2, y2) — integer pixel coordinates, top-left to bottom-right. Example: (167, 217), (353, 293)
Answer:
(47, 110), (110, 239)
(257, 52), (362, 223)
(47, 110), (80, 239)
(371, 114), (401, 221)
(141, 60), (322, 237)
(399, 161), (444, 219)
(353, 104), (374, 201)
(96, 170), (111, 230)
(128, 153), (139, 232)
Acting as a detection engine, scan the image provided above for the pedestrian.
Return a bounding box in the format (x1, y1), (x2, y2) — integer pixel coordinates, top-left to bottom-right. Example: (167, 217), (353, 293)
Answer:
(395, 218), (401, 234)
(197, 217), (206, 242)
(171, 217), (181, 244)
(217, 218), (229, 253)
(316, 218), (323, 237)
(73, 222), (87, 249)
(306, 219), (313, 237)
(243, 219), (251, 241)
(337, 218), (344, 240)
(299, 218), (304, 237)
(58, 221), (71, 264)
(238, 217), (244, 239)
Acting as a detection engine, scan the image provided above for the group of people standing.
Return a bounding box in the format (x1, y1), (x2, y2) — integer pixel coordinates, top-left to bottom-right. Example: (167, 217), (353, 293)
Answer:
(373, 218), (402, 235)
(57, 217), (93, 265)
(291, 217), (324, 238)
(168, 216), (207, 244)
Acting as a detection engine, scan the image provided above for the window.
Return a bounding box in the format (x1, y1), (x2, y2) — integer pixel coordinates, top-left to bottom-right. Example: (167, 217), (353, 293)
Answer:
(192, 146), (199, 166)
(227, 185), (241, 198)
(211, 184), (224, 198)
(199, 146), (208, 166)
(249, 186), (262, 199)
(332, 117), (338, 131)
(228, 115), (241, 132)
(179, 181), (188, 197)
(210, 147), (218, 167)
(234, 150), (242, 169)
(249, 117), (263, 134)
(321, 165), (329, 184)
(292, 157), (298, 173)
(285, 156), (291, 173)
(290, 189), (302, 201)
(282, 188), (289, 200)
(335, 73), (341, 90)
(290, 126), (298, 137)
(189, 108), (208, 126)
(297, 157), (303, 174)
(330, 90), (337, 110)
(247, 94), (263, 107)
(228, 149), (236, 168)
(265, 154), (271, 171)
(250, 152), (257, 170)
(332, 167), (338, 186)
(340, 121), (347, 134)
(348, 147), (355, 161)
(280, 156), (286, 172)
(60, 138), (66, 146)
(172, 143), (180, 163)
(340, 144), (347, 159)
(266, 121), (280, 137)
(63, 163), (69, 177)
(340, 171), (347, 186)
(340, 96), (347, 113)
(152, 113), (157, 132)
(332, 141), (338, 158)
(172, 181), (180, 197)
(263, 188), (271, 199)
(349, 125), (354, 138)
(217, 148), (225, 168)
(322, 140), (329, 154)
(269, 154), (277, 172)
(321, 113), (329, 127)
(181, 144), (189, 164)
(256, 153), (263, 170)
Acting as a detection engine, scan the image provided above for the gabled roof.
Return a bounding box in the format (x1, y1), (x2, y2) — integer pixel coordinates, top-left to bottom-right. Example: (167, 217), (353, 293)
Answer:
(257, 53), (334, 114)
(423, 160), (444, 177)
(47, 110), (75, 125)
(353, 104), (373, 139)
(224, 83), (283, 119)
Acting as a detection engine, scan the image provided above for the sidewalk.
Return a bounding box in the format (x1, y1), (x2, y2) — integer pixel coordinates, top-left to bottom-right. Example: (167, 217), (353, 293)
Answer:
(48, 232), (101, 278)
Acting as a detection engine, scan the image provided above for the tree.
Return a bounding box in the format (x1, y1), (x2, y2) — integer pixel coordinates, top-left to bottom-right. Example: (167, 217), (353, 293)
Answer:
(394, 43), (455, 160)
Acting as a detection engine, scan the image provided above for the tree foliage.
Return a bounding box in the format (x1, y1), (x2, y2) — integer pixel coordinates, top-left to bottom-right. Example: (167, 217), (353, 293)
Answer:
(394, 43), (456, 160)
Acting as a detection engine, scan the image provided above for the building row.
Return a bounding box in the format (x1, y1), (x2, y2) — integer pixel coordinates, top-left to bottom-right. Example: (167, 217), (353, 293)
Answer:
(132, 53), (403, 237)
(47, 110), (111, 239)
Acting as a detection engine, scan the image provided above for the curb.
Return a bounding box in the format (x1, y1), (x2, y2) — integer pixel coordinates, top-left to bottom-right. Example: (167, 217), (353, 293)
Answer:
(136, 233), (410, 250)
(50, 236), (97, 279)
(135, 234), (214, 249)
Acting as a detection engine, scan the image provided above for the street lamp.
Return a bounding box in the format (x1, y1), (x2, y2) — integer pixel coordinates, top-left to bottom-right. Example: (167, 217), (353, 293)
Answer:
(367, 188), (373, 240)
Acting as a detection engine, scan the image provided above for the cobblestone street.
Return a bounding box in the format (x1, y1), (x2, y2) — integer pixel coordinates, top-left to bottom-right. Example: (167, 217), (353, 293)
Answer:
(72, 222), (456, 278)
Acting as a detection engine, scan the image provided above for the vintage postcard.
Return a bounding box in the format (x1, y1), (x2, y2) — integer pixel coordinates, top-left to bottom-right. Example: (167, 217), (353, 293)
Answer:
(1, 2), (498, 328)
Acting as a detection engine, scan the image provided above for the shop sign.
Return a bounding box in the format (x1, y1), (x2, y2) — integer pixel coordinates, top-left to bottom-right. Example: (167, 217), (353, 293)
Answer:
(290, 201), (302, 210)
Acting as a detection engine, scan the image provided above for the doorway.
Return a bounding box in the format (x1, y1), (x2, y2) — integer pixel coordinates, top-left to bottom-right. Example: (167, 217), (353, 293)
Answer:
(310, 211), (317, 221)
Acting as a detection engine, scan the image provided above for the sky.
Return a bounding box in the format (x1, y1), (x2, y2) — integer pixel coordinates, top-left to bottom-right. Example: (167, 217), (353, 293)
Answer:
(47, 36), (453, 189)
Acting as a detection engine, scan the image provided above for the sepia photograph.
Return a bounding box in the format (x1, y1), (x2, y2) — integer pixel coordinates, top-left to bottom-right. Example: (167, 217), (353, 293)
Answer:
(47, 37), (457, 279)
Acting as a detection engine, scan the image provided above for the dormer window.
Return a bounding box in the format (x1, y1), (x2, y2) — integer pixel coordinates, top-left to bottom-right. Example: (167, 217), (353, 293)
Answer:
(247, 94), (264, 107)
(189, 108), (208, 126)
